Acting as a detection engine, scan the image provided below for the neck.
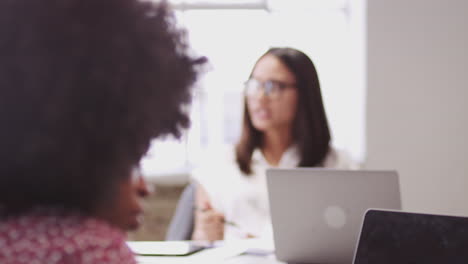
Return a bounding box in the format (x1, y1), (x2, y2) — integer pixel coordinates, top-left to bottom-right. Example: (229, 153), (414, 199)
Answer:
(261, 128), (293, 166)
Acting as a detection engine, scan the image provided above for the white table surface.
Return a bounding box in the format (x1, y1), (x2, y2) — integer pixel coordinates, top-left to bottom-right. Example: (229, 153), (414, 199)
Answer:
(223, 254), (284, 264)
(129, 240), (285, 264)
(136, 253), (284, 264)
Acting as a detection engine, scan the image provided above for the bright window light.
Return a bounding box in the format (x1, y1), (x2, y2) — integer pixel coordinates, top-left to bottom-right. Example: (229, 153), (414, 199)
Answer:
(141, 0), (366, 179)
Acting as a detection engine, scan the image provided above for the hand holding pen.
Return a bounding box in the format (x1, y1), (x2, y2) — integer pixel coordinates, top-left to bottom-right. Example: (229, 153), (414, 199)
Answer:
(192, 183), (256, 241)
(192, 201), (225, 241)
(194, 204), (257, 240)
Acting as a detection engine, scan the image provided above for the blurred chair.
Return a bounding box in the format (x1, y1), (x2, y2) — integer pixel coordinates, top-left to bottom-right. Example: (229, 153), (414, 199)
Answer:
(165, 183), (196, 240)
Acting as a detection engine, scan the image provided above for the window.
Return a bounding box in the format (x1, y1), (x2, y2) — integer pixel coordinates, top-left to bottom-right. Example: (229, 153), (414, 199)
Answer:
(140, 0), (366, 179)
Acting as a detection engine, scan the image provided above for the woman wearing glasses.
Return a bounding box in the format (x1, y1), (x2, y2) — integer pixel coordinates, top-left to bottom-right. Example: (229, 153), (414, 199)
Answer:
(190, 47), (356, 242)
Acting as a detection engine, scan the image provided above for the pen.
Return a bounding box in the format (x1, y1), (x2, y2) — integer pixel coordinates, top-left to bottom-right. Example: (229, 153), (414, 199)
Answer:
(194, 206), (256, 237)
(224, 220), (256, 238)
(222, 219), (238, 227)
(195, 207), (239, 227)
(194, 207), (239, 228)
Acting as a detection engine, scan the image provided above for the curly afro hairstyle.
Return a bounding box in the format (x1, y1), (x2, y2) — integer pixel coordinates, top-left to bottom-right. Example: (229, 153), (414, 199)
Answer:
(0, 0), (204, 216)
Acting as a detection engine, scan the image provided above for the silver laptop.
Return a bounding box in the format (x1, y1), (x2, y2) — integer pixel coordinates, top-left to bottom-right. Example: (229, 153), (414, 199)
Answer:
(266, 168), (401, 264)
(352, 209), (468, 264)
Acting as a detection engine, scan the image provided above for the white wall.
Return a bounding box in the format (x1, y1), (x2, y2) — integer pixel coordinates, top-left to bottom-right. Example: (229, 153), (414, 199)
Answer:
(366, 0), (468, 215)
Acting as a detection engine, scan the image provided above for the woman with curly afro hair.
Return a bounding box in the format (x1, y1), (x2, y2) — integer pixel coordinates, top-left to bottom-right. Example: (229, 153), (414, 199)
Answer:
(0, 0), (204, 262)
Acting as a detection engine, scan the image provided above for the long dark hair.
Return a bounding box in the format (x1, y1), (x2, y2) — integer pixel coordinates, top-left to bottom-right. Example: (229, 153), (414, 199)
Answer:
(235, 47), (331, 175)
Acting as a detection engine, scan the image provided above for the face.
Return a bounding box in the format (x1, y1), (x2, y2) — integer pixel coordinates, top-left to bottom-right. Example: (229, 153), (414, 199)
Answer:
(246, 54), (298, 133)
(97, 168), (150, 231)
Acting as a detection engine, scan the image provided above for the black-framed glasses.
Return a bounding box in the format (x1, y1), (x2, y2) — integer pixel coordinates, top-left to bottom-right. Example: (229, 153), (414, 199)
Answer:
(244, 78), (296, 99)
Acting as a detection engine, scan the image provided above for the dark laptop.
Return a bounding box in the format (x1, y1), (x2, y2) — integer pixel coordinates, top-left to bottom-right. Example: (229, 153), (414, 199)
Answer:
(353, 209), (468, 264)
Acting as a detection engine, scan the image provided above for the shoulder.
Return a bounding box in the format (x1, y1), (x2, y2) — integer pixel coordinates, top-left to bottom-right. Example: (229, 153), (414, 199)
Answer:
(0, 208), (136, 264)
(322, 147), (360, 169)
(191, 144), (240, 183)
(189, 144), (246, 206)
(72, 217), (136, 263)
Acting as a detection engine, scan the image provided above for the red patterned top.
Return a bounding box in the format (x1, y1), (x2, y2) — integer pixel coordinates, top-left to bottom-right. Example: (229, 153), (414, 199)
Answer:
(0, 208), (136, 264)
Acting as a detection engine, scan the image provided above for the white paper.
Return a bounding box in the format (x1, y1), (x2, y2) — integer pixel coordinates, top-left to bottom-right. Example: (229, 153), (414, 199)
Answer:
(127, 241), (249, 264)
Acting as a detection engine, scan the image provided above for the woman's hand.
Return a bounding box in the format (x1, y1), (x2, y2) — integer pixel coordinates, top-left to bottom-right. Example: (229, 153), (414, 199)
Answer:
(191, 184), (225, 241)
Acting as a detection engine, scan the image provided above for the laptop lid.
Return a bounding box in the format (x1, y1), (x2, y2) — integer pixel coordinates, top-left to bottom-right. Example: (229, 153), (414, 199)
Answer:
(266, 168), (401, 264)
(353, 209), (468, 264)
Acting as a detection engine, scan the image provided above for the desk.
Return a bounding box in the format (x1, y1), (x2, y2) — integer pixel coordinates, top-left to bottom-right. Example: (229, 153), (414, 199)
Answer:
(136, 253), (283, 264)
(135, 250), (284, 264)
(129, 241), (285, 264)
(223, 254), (284, 264)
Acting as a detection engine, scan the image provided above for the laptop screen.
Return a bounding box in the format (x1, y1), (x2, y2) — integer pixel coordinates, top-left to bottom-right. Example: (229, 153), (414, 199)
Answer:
(267, 169), (401, 264)
(353, 209), (468, 264)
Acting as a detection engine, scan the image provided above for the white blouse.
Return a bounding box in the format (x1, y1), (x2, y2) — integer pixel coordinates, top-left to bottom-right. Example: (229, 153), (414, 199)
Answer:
(191, 145), (357, 244)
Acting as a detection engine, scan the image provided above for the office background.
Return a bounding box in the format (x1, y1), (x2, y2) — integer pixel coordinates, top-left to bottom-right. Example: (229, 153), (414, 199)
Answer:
(129, 0), (468, 240)
(366, 0), (468, 216)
